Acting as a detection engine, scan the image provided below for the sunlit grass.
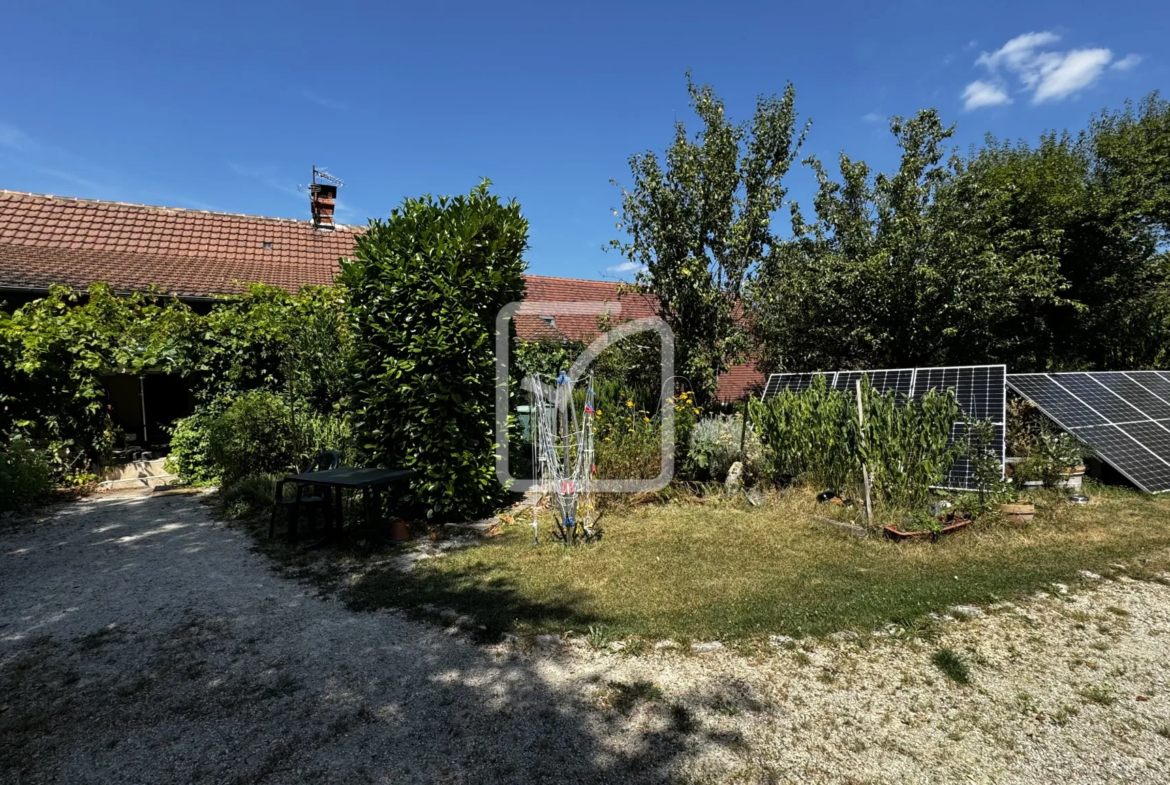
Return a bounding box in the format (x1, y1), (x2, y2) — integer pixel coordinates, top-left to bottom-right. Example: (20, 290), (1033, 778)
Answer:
(343, 481), (1170, 641)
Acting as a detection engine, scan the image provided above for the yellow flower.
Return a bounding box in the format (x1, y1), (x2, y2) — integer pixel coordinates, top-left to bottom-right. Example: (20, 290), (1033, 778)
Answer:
(626, 400), (634, 408)
(692, 408), (700, 415)
(643, 416), (650, 422)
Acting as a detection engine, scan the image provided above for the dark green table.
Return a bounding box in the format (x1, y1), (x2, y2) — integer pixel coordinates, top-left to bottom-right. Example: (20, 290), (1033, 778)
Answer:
(284, 467), (413, 547)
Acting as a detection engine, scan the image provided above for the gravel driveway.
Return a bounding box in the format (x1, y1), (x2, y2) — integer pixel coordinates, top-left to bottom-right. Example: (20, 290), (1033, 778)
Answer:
(2, 492), (1169, 784)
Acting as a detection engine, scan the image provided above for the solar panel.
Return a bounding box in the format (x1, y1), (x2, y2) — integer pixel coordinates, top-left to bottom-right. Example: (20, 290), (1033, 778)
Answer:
(1006, 371), (1170, 494)
(760, 365), (1006, 491)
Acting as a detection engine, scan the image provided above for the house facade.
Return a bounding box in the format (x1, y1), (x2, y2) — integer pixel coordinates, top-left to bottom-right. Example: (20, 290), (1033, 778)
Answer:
(0, 190), (764, 407)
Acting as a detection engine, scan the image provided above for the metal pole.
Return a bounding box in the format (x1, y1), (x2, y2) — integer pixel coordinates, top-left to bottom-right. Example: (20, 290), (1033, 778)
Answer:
(139, 375), (149, 445)
(855, 380), (874, 528)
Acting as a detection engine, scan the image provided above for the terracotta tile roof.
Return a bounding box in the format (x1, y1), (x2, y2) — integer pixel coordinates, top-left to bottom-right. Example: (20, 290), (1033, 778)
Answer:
(513, 313), (571, 342)
(0, 190), (358, 297)
(715, 358), (764, 401)
(0, 189), (763, 399)
(517, 274), (658, 343)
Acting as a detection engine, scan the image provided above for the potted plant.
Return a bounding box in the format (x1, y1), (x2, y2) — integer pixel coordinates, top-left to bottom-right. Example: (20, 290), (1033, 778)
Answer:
(997, 482), (1035, 523)
(1013, 456), (1047, 489)
(1038, 431), (1088, 489)
(884, 510), (972, 541)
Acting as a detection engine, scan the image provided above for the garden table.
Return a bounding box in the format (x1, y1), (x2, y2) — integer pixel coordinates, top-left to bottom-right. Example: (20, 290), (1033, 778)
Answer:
(283, 466), (413, 548)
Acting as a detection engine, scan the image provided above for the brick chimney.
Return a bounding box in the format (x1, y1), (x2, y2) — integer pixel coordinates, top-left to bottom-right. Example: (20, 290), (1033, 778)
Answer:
(310, 183), (337, 230)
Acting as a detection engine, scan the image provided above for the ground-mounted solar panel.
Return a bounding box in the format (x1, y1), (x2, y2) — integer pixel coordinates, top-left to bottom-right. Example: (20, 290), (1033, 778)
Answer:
(1006, 371), (1170, 494)
(760, 365), (1007, 491)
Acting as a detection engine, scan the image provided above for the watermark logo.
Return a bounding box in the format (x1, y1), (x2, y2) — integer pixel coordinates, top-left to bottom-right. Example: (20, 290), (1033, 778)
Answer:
(494, 301), (675, 493)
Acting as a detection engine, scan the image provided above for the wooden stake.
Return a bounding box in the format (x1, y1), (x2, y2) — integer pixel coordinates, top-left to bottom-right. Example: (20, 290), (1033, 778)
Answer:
(855, 380), (874, 529)
(739, 397), (750, 460)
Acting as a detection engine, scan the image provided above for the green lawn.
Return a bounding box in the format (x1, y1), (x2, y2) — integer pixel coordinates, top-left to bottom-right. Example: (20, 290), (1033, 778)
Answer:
(333, 484), (1170, 642)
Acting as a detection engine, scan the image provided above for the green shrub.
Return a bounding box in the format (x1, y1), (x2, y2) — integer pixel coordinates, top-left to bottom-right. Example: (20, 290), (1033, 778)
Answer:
(342, 181), (528, 521)
(595, 400), (662, 481)
(166, 409), (220, 484)
(219, 473), (278, 519)
(0, 439), (53, 513)
(169, 396), (350, 487)
(750, 377), (860, 491)
(207, 391), (296, 485)
(860, 386), (966, 506)
(294, 409), (352, 468)
(0, 284), (188, 477)
(686, 413), (765, 482)
(751, 378), (965, 505)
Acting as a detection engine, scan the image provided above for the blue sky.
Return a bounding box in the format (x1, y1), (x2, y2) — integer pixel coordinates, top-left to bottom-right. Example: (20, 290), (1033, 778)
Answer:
(2, 1), (1165, 280)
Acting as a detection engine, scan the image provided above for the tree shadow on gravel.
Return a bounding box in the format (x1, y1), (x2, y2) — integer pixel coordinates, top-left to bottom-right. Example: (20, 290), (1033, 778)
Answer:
(0, 493), (741, 783)
(345, 559), (601, 642)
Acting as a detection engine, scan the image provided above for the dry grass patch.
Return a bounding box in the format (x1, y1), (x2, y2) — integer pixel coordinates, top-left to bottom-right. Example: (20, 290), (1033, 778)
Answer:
(336, 483), (1170, 641)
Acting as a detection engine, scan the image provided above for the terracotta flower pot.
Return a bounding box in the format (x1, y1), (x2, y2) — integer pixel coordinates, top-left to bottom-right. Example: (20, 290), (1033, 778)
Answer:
(389, 518), (410, 543)
(1001, 503), (1035, 524)
(884, 515), (971, 542)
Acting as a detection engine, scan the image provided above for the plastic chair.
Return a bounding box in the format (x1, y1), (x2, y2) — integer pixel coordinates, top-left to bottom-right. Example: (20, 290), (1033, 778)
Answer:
(269, 450), (342, 541)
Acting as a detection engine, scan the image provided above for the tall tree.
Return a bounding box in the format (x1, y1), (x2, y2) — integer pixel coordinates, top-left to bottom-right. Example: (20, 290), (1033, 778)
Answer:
(610, 73), (806, 402)
(1076, 92), (1170, 368)
(342, 181), (528, 521)
(751, 110), (1078, 373)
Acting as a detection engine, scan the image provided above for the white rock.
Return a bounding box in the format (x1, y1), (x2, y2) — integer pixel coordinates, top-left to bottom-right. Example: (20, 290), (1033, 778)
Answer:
(654, 639), (679, 650)
(947, 605), (985, 619)
(1052, 583), (1069, 594)
(1078, 570), (1102, 581)
(534, 634), (562, 649)
(691, 641), (725, 653)
(769, 634), (796, 647)
(828, 631), (860, 642)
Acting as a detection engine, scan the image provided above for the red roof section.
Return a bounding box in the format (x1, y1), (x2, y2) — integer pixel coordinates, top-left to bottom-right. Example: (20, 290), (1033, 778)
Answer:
(0, 190), (358, 296)
(518, 274), (658, 343)
(0, 189), (763, 399)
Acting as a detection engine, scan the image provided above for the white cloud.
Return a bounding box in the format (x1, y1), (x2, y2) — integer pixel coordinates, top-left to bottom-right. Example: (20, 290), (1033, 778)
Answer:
(607, 261), (643, 274)
(861, 112), (884, 124)
(1112, 54), (1142, 71)
(1032, 48), (1112, 102)
(976, 31), (1061, 77)
(962, 80), (1012, 110)
(967, 31), (1118, 107)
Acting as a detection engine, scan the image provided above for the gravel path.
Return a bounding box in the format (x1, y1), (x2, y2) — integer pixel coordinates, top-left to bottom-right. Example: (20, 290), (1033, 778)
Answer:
(2, 492), (1169, 784)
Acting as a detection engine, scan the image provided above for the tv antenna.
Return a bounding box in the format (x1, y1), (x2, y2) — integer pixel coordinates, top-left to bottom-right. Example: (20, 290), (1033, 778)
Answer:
(298, 166), (346, 193)
(298, 166), (345, 229)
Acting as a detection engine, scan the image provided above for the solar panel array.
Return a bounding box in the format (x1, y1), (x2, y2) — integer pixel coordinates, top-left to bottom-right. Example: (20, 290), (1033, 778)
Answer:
(1007, 371), (1170, 493)
(760, 365), (1007, 491)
